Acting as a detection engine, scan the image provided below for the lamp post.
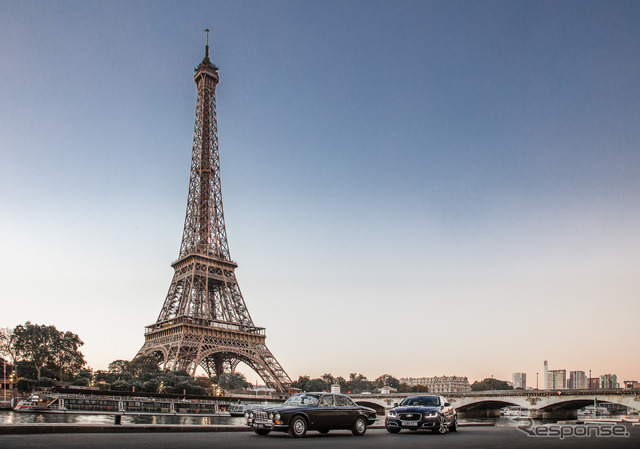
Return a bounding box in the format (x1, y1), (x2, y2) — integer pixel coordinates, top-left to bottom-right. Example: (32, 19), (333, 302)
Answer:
(536, 373), (539, 390)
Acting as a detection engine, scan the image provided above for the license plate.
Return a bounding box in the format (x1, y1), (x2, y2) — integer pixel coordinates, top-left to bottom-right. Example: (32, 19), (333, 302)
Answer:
(255, 423), (265, 429)
(402, 421), (418, 426)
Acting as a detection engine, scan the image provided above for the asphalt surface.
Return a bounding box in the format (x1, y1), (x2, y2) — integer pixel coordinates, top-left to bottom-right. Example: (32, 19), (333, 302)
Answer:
(1, 425), (638, 449)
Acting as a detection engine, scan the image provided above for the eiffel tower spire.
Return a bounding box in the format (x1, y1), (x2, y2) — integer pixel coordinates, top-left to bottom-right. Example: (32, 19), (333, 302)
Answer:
(138, 33), (291, 391)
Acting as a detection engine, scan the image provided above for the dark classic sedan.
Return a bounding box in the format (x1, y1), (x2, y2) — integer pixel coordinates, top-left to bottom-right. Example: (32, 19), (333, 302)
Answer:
(245, 392), (377, 438)
(385, 395), (458, 434)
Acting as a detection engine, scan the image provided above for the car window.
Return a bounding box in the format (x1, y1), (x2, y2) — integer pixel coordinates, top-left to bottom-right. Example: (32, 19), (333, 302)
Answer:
(400, 396), (441, 407)
(320, 395), (334, 407)
(335, 395), (355, 407)
(284, 394), (320, 407)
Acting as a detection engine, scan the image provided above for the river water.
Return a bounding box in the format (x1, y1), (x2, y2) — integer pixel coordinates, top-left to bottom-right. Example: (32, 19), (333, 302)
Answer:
(0, 410), (246, 426)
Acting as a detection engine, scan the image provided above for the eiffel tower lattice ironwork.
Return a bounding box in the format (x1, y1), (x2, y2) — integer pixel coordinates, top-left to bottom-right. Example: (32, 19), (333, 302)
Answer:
(138, 35), (291, 391)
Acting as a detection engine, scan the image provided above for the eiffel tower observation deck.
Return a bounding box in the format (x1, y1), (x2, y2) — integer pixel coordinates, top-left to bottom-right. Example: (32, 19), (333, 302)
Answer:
(138, 32), (291, 392)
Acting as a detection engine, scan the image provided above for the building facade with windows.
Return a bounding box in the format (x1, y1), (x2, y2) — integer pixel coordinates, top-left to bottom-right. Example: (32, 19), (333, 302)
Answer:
(546, 369), (566, 389)
(400, 375), (471, 393)
(600, 374), (619, 389)
(512, 372), (527, 389)
(568, 371), (587, 389)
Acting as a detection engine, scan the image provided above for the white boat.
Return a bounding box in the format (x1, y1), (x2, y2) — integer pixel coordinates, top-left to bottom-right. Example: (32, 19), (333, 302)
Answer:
(14, 390), (230, 415)
(501, 406), (528, 417)
(578, 406), (610, 416)
(228, 402), (272, 417)
(14, 394), (59, 412)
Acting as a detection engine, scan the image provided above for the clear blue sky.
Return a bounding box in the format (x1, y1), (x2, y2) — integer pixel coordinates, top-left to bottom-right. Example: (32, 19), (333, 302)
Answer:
(1, 0), (639, 385)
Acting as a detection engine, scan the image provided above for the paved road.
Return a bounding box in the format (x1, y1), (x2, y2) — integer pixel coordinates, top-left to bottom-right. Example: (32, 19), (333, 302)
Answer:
(1, 426), (639, 449)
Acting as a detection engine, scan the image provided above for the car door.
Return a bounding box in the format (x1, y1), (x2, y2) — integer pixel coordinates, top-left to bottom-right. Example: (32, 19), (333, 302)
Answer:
(334, 394), (358, 427)
(310, 394), (336, 429)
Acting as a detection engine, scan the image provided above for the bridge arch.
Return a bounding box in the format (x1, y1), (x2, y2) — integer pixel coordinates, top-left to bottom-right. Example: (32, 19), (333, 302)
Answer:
(455, 399), (520, 412)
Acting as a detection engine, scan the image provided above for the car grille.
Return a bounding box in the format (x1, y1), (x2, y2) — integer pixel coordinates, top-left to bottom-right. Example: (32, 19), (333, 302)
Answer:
(253, 411), (269, 422)
(399, 413), (421, 421)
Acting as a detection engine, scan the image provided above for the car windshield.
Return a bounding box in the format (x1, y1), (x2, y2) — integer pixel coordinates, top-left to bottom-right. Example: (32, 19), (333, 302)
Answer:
(399, 396), (441, 407)
(284, 394), (320, 407)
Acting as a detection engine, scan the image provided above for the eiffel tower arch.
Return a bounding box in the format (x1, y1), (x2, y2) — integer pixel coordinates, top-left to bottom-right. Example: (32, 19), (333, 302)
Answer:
(138, 33), (291, 392)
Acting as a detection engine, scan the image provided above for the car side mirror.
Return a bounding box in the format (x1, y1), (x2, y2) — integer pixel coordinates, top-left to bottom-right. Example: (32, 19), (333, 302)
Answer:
(444, 402), (450, 407)
(393, 402), (399, 407)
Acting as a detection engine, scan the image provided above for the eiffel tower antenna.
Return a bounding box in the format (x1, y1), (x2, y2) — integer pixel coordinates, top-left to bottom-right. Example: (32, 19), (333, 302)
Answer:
(138, 33), (291, 391)
(204, 28), (210, 59)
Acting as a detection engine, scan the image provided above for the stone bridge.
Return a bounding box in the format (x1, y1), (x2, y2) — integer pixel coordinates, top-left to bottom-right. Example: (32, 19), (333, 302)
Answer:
(350, 389), (640, 419)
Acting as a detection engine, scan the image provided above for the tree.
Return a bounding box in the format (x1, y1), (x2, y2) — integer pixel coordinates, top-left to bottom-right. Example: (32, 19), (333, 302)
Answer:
(346, 373), (374, 394)
(375, 374), (400, 389)
(49, 331), (85, 380)
(11, 322), (86, 381)
(306, 378), (329, 392)
(128, 354), (159, 376)
(471, 378), (513, 391)
(194, 376), (213, 392)
(13, 322), (52, 379)
(321, 373), (336, 386)
(0, 327), (16, 364)
(108, 360), (130, 374)
(291, 375), (311, 391)
(215, 372), (249, 391)
(71, 369), (93, 387)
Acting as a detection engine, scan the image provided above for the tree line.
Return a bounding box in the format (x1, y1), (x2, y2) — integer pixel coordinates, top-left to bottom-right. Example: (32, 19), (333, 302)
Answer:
(290, 373), (428, 394)
(1, 322), (512, 395)
(0, 322), (250, 395)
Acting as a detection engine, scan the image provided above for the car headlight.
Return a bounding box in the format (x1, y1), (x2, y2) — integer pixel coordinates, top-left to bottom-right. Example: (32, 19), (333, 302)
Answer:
(273, 412), (280, 421)
(388, 410), (397, 417)
(244, 411), (250, 418)
(248, 412), (254, 419)
(424, 411), (437, 417)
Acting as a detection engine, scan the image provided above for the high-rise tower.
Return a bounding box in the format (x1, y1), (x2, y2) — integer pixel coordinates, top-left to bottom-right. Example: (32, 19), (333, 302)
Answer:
(138, 33), (291, 391)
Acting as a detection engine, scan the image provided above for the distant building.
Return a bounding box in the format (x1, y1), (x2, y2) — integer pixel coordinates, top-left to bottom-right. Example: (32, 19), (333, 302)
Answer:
(600, 374), (619, 389)
(400, 376), (471, 393)
(568, 371), (587, 389)
(543, 361), (549, 389)
(588, 377), (600, 389)
(547, 369), (566, 389)
(623, 380), (639, 389)
(512, 373), (527, 389)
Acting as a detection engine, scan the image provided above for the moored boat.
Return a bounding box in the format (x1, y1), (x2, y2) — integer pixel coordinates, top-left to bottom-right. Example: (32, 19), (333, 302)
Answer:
(13, 391), (231, 416)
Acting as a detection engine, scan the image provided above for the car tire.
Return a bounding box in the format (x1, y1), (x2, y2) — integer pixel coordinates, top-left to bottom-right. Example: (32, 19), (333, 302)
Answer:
(449, 417), (458, 432)
(432, 416), (448, 434)
(351, 416), (367, 436)
(288, 416), (307, 438)
(386, 425), (401, 434)
(254, 429), (270, 436)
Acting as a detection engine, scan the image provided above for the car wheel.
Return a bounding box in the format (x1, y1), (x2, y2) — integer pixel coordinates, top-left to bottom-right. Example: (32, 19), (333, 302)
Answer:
(432, 415), (448, 434)
(288, 416), (307, 438)
(449, 416), (458, 432)
(386, 425), (401, 434)
(318, 429), (330, 434)
(254, 429), (270, 436)
(351, 416), (367, 436)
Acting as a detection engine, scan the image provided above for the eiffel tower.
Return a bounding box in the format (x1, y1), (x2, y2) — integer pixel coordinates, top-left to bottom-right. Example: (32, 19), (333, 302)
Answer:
(138, 32), (291, 392)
